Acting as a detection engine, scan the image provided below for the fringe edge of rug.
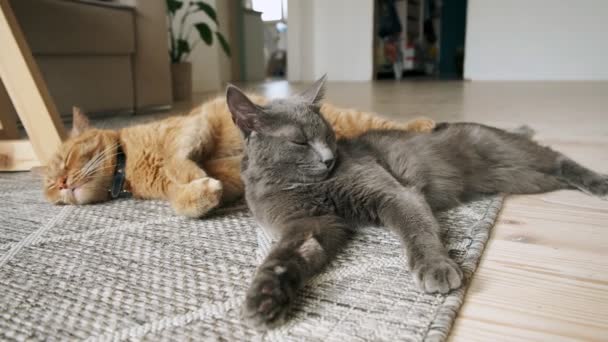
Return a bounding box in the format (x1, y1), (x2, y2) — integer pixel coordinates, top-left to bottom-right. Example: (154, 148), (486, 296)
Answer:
(424, 195), (505, 342)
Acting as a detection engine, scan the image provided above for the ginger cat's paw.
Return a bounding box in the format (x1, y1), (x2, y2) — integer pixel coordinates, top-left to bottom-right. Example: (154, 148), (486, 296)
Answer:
(406, 118), (436, 133)
(171, 177), (223, 218)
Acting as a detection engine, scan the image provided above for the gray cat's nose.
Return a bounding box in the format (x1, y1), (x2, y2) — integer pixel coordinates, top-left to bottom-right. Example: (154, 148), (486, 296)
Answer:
(323, 157), (335, 169)
(311, 141), (335, 169)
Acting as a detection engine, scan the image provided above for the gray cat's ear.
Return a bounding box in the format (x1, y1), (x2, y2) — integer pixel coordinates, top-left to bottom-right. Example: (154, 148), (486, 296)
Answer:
(298, 74), (327, 105)
(71, 106), (90, 137)
(226, 85), (259, 136)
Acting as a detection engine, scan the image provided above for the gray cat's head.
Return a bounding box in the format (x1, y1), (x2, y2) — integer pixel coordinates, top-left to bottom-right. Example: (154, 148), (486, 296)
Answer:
(227, 75), (336, 183)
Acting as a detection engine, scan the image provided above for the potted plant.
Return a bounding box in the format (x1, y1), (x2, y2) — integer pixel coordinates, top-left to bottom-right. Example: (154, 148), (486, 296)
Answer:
(167, 0), (231, 101)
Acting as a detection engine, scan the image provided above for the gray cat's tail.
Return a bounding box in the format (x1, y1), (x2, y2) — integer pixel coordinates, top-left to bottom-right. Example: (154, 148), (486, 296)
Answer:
(511, 125), (536, 138)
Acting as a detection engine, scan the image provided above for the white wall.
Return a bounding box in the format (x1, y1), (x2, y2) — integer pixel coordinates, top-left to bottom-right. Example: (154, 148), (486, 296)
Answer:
(287, 0), (314, 81)
(465, 0), (608, 80)
(288, 0), (374, 81)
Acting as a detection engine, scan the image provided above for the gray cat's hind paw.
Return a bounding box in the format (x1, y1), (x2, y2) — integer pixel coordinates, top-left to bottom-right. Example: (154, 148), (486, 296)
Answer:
(413, 257), (463, 294)
(587, 174), (608, 199)
(598, 175), (608, 199)
(241, 267), (293, 330)
(569, 174), (608, 200)
(596, 176), (608, 201)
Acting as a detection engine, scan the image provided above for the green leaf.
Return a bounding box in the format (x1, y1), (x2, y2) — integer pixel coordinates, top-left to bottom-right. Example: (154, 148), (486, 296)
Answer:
(166, 0), (182, 14)
(194, 1), (218, 25)
(215, 31), (231, 57)
(176, 38), (190, 60)
(195, 23), (213, 45)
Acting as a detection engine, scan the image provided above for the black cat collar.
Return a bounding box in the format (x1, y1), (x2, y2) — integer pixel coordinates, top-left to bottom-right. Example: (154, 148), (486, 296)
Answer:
(109, 144), (131, 199)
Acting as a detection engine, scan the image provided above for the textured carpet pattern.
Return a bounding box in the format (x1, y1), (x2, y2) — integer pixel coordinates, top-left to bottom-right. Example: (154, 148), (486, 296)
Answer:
(0, 171), (503, 341)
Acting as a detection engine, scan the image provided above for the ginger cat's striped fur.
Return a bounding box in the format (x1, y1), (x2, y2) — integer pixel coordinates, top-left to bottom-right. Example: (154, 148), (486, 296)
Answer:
(44, 92), (435, 217)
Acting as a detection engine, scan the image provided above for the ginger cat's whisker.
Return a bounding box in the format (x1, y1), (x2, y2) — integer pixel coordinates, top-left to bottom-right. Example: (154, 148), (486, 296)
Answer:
(81, 151), (118, 176)
(73, 150), (106, 180)
(78, 150), (122, 181)
(83, 143), (118, 172)
(72, 166), (117, 187)
(80, 165), (117, 180)
(74, 145), (120, 182)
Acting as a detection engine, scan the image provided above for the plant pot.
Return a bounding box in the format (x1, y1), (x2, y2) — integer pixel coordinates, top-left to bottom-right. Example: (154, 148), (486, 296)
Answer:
(171, 62), (192, 101)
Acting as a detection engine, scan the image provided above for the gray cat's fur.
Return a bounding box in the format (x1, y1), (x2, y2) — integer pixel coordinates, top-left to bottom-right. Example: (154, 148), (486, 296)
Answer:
(226, 77), (608, 329)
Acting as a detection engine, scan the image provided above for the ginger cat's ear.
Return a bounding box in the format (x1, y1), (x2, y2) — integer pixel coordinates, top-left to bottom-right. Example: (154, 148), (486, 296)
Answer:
(298, 74), (327, 105)
(226, 85), (260, 137)
(71, 106), (90, 137)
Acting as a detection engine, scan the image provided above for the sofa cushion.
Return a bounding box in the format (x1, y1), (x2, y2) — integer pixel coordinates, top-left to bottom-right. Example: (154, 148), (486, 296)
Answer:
(10, 0), (135, 55)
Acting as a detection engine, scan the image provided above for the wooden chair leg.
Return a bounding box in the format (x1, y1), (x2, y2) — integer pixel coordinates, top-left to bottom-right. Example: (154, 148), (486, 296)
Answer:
(0, 0), (65, 169)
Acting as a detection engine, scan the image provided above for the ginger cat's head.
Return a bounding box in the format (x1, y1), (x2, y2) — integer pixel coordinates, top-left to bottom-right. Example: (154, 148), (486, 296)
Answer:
(44, 108), (119, 205)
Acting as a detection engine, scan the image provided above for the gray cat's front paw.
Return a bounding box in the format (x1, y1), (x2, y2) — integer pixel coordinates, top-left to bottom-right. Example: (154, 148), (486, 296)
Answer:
(413, 257), (463, 294)
(242, 266), (295, 329)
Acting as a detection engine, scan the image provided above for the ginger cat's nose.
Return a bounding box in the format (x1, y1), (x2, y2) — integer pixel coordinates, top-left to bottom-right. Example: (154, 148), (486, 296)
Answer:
(57, 176), (68, 190)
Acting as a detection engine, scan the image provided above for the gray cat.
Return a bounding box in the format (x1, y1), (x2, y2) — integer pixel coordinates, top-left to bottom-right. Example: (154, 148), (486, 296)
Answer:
(226, 76), (608, 329)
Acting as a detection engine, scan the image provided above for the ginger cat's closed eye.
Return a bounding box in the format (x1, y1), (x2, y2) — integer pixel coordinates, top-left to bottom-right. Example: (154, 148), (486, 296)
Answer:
(44, 93), (435, 217)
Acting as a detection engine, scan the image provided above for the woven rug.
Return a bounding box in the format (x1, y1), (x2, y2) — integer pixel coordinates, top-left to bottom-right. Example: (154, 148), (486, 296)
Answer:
(0, 171), (503, 341)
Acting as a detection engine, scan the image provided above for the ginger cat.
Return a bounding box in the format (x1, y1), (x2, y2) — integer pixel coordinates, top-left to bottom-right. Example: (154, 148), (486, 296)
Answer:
(44, 87), (435, 217)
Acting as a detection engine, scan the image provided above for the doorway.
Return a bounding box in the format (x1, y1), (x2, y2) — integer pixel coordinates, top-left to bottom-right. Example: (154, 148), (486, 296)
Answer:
(242, 0), (288, 81)
(374, 0), (467, 80)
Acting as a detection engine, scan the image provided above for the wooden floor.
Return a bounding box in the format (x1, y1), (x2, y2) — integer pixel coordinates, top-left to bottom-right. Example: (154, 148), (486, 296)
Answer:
(187, 80), (608, 341)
